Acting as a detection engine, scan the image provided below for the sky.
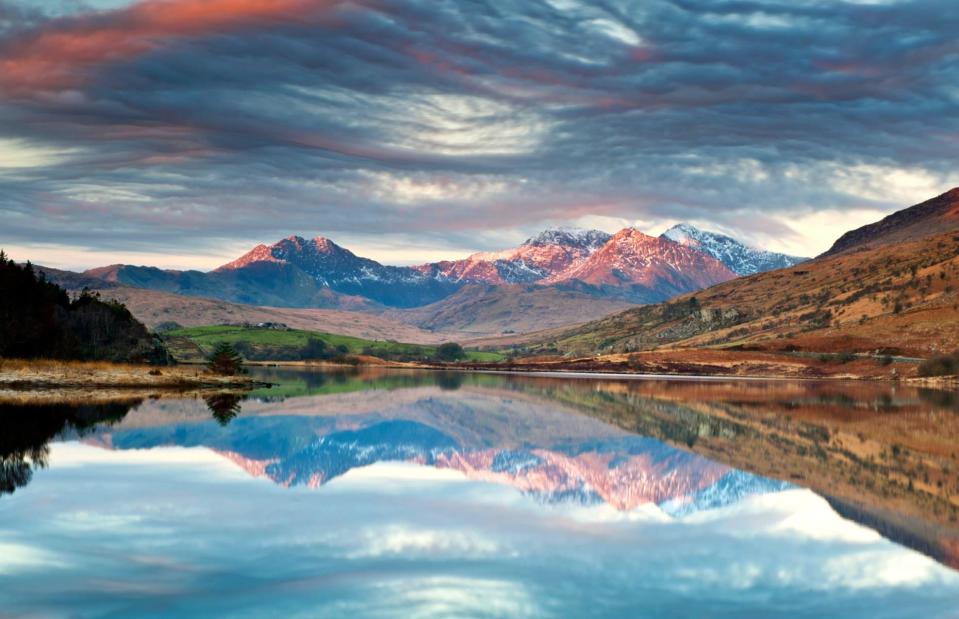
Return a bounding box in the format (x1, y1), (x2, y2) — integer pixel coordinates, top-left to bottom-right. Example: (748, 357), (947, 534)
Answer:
(1, 0), (958, 270)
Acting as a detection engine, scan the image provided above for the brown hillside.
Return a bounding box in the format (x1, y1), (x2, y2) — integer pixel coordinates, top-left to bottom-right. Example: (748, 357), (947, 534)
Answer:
(386, 283), (634, 339)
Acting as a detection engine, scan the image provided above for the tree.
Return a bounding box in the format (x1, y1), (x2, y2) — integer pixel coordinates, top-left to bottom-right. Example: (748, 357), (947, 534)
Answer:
(207, 342), (243, 375)
(300, 337), (330, 360)
(435, 342), (465, 362)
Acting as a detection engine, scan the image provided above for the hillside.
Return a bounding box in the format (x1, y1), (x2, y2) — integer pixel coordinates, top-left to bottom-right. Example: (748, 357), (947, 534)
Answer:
(537, 220), (959, 359)
(386, 283), (634, 338)
(822, 187), (959, 257)
(60, 285), (448, 344)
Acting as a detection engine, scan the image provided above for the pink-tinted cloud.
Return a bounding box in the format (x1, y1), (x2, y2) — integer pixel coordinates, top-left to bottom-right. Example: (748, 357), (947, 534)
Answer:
(0, 0), (351, 96)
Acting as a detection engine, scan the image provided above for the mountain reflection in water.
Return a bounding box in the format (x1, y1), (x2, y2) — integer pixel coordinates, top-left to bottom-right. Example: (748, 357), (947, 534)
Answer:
(1, 368), (958, 618)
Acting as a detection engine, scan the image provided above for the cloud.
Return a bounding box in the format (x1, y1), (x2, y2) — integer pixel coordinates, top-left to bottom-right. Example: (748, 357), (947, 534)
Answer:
(1, 0), (958, 264)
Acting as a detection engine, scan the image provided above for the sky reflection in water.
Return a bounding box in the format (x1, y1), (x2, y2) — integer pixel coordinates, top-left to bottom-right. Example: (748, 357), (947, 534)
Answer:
(1, 370), (958, 618)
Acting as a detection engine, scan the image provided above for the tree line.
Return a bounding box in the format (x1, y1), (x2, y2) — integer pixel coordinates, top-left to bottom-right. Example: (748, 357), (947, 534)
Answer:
(0, 251), (167, 362)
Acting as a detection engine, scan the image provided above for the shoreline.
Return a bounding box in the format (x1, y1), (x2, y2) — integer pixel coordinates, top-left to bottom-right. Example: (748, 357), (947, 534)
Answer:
(3, 356), (954, 391)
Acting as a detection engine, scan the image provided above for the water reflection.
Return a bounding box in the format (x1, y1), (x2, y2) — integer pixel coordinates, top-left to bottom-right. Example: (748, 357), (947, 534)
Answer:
(203, 392), (243, 426)
(0, 401), (136, 496)
(2, 369), (959, 618)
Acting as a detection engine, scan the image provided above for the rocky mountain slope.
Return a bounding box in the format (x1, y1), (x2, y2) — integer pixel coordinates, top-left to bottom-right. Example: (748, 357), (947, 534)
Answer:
(415, 229), (611, 284)
(547, 228), (737, 302)
(217, 236), (460, 307)
(661, 224), (806, 275)
(822, 187), (959, 257)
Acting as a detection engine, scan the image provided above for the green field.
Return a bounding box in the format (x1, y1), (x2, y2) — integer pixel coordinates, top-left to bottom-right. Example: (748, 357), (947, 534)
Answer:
(163, 325), (504, 363)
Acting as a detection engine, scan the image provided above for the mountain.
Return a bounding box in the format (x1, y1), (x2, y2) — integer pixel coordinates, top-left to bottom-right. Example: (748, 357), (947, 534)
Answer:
(415, 229), (611, 284)
(822, 187), (959, 257)
(535, 190), (959, 357)
(661, 224), (807, 275)
(215, 236), (459, 307)
(546, 228), (737, 303)
(76, 224), (802, 318)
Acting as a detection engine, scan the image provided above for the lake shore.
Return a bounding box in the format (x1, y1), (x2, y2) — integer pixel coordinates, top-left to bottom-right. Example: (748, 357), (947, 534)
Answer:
(0, 359), (264, 391)
(415, 349), (928, 382)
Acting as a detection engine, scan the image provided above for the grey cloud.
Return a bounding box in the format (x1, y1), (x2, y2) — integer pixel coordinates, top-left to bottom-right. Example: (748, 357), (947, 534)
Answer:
(1, 0), (958, 259)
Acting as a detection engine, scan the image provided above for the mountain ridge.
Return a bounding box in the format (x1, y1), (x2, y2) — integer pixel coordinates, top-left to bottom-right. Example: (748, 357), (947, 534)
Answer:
(76, 224), (797, 313)
(661, 224), (807, 275)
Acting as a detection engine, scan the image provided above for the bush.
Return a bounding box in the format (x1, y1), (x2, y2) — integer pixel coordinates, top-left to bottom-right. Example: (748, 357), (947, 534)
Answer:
(917, 351), (959, 377)
(207, 342), (243, 375)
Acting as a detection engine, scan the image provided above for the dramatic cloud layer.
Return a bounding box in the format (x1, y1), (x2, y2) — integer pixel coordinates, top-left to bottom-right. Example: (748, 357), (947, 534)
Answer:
(1, 0), (958, 267)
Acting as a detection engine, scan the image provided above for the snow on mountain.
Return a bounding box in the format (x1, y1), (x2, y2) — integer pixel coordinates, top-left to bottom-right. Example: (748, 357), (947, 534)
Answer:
(415, 228), (611, 285)
(523, 228), (611, 250)
(661, 224), (807, 276)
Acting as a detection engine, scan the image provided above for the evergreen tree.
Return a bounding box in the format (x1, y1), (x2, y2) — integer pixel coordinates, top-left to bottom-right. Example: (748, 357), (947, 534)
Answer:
(207, 342), (244, 375)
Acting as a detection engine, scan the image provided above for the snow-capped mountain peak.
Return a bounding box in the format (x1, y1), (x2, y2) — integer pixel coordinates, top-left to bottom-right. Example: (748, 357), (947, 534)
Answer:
(523, 228), (611, 250)
(661, 224), (807, 276)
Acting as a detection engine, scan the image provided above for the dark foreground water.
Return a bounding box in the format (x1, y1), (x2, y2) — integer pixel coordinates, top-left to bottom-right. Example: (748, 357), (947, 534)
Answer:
(1, 368), (958, 618)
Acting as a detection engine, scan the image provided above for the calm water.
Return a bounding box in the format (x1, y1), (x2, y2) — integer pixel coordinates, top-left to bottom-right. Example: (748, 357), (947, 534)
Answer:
(2, 368), (959, 618)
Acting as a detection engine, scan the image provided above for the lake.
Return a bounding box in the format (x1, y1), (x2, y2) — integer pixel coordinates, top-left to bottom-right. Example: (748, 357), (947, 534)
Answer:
(2, 368), (958, 618)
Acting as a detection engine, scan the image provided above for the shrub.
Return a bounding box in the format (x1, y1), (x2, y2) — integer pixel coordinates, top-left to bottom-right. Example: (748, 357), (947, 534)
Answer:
(917, 351), (959, 377)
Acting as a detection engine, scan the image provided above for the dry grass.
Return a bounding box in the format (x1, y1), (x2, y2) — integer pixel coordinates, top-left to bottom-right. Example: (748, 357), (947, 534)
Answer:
(0, 358), (258, 389)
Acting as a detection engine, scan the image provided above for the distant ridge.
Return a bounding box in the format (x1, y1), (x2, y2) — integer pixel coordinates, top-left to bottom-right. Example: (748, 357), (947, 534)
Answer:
(75, 225), (793, 312)
(821, 187), (959, 257)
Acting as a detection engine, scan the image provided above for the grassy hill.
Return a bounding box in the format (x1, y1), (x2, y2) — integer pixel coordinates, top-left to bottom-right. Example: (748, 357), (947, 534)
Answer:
(163, 325), (504, 363)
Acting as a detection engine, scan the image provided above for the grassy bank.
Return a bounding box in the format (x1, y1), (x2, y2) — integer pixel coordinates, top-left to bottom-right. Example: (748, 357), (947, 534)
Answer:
(163, 325), (505, 363)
